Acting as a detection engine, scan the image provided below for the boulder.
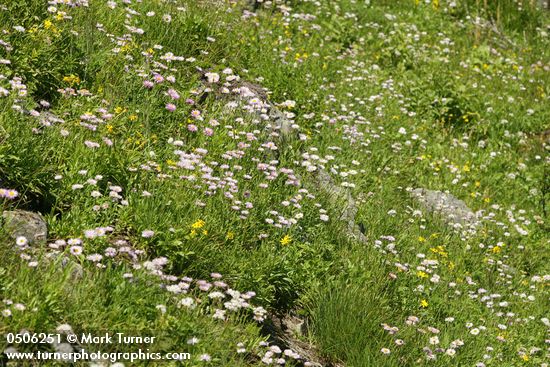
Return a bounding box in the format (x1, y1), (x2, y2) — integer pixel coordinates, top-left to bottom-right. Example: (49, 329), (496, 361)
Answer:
(196, 68), (299, 145)
(411, 188), (479, 229)
(264, 313), (328, 367)
(46, 252), (84, 281)
(282, 314), (307, 337)
(2, 210), (48, 245)
(314, 169), (367, 243)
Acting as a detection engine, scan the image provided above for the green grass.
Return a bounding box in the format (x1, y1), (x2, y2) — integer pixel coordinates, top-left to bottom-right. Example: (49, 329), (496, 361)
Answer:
(1, 0), (549, 366)
(0, 243), (265, 366)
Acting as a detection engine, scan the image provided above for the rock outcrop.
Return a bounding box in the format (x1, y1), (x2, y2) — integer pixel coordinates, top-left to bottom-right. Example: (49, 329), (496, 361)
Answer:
(410, 188), (480, 230)
(2, 210), (48, 245)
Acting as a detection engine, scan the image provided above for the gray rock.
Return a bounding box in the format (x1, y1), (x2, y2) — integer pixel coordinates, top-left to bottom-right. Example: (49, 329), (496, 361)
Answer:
(314, 169), (367, 243)
(198, 72), (299, 144)
(65, 259), (84, 280)
(266, 314), (326, 367)
(233, 81), (297, 142)
(2, 210), (47, 245)
(282, 314), (307, 337)
(45, 252), (84, 280)
(411, 188), (479, 229)
(268, 106), (296, 142)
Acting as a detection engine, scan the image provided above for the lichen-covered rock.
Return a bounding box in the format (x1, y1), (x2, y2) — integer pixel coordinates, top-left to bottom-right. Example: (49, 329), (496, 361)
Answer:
(63, 258), (84, 280)
(314, 169), (367, 243)
(223, 81), (298, 142)
(197, 68), (299, 144)
(265, 314), (327, 367)
(282, 314), (307, 338)
(46, 252), (84, 281)
(2, 210), (47, 245)
(411, 188), (479, 229)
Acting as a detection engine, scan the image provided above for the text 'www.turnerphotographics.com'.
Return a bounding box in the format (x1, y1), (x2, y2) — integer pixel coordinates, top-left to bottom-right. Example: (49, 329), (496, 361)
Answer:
(4, 332), (192, 363)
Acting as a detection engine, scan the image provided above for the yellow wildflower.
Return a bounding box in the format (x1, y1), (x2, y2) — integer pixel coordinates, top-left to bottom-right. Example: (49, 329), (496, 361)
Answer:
(191, 219), (205, 229)
(62, 74), (80, 85)
(280, 235), (292, 246)
(416, 271), (428, 279)
(420, 299), (429, 308)
(120, 44), (132, 53)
